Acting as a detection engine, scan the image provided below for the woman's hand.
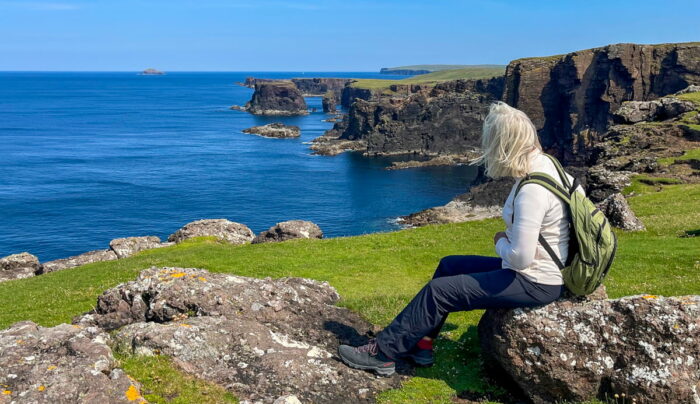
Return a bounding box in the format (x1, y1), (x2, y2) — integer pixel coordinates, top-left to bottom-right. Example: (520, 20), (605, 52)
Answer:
(493, 231), (508, 245)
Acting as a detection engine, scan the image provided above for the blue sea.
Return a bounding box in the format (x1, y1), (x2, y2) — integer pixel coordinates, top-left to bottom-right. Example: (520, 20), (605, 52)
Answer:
(0, 72), (478, 262)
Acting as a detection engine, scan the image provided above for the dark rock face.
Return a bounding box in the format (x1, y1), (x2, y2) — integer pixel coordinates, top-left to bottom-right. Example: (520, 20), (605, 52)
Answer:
(252, 220), (323, 244)
(239, 82), (309, 116)
(40, 249), (118, 274)
(109, 236), (166, 259)
(77, 267), (400, 403)
(504, 42), (700, 164)
(0, 252), (39, 282)
(478, 294), (700, 404)
(291, 78), (351, 97)
(0, 321), (144, 403)
(336, 78), (504, 156)
(322, 92), (337, 113)
(340, 86), (380, 108)
(243, 123), (301, 138)
(597, 193), (645, 231)
(168, 219), (254, 244)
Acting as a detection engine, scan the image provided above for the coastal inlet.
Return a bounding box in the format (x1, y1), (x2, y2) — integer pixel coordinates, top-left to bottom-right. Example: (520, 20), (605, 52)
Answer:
(0, 72), (478, 261)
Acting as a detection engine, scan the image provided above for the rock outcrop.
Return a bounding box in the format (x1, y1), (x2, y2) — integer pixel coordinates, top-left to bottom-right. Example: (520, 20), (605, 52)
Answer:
(235, 82), (309, 116)
(478, 294), (700, 404)
(252, 220), (323, 244)
(0, 252), (39, 282)
(140, 68), (164, 75)
(291, 78), (351, 98)
(76, 267), (400, 403)
(504, 42), (700, 164)
(168, 219), (255, 244)
(40, 249), (118, 274)
(109, 236), (166, 259)
(399, 177), (513, 227)
(243, 123), (301, 138)
(597, 193), (645, 231)
(613, 96), (696, 124)
(0, 321), (145, 403)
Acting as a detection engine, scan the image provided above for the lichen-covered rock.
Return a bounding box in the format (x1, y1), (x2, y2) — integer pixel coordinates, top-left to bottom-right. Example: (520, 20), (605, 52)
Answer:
(109, 236), (165, 259)
(597, 193), (645, 231)
(243, 123), (300, 138)
(40, 249), (118, 274)
(0, 321), (144, 403)
(585, 165), (633, 202)
(478, 294), (700, 404)
(252, 220), (323, 244)
(675, 85), (700, 95)
(0, 252), (39, 282)
(77, 267), (400, 403)
(168, 219), (254, 244)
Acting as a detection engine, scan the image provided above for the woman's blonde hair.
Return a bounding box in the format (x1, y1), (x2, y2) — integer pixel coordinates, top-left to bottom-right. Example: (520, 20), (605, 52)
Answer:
(471, 101), (541, 178)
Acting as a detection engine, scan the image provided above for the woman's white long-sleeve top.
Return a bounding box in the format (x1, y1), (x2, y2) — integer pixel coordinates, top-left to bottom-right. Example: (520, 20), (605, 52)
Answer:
(496, 152), (583, 285)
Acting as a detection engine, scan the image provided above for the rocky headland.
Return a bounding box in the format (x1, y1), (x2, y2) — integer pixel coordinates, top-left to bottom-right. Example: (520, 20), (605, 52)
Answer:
(243, 123), (301, 138)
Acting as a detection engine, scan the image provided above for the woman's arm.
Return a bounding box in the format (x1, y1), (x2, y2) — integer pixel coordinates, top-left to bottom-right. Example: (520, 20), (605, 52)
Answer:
(495, 184), (549, 270)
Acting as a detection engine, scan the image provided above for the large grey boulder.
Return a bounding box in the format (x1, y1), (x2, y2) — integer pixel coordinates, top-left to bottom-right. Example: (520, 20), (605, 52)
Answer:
(675, 85), (700, 95)
(597, 193), (645, 231)
(252, 220), (323, 244)
(0, 252), (39, 282)
(76, 267), (400, 403)
(40, 249), (118, 274)
(168, 219), (254, 244)
(613, 97), (695, 124)
(0, 321), (144, 403)
(478, 294), (700, 404)
(109, 236), (166, 259)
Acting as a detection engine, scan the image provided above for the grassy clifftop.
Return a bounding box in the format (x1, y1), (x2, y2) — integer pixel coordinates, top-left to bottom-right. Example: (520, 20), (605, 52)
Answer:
(352, 65), (506, 90)
(1, 182), (698, 403)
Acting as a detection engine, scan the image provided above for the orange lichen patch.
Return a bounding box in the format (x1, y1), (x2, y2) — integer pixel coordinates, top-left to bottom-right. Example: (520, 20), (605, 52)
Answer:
(124, 385), (143, 401)
(1, 391), (11, 395)
(15, 339), (24, 345)
(72, 325), (82, 329)
(37, 386), (45, 392)
(46, 365), (57, 371)
(198, 277), (207, 282)
(642, 295), (658, 299)
(170, 272), (187, 278)
(179, 323), (192, 328)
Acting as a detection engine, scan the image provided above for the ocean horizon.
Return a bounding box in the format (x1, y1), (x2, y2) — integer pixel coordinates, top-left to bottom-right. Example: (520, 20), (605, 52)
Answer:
(0, 71), (478, 262)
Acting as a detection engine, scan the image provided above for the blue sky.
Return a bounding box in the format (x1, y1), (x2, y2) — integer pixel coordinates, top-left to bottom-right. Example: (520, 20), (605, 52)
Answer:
(1, 0), (698, 71)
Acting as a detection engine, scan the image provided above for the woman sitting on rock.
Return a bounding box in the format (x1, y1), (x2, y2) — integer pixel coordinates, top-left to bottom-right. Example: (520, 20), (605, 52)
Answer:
(338, 101), (579, 376)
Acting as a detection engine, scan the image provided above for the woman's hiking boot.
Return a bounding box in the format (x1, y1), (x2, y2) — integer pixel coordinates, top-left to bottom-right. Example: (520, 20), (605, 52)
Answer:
(337, 339), (396, 376)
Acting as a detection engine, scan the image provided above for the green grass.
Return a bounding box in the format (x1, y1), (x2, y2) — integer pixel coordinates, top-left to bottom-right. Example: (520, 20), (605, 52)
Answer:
(117, 354), (238, 403)
(350, 66), (506, 90)
(381, 65), (501, 73)
(1, 185), (699, 403)
(657, 148), (700, 166)
(678, 91), (700, 106)
(623, 174), (683, 194)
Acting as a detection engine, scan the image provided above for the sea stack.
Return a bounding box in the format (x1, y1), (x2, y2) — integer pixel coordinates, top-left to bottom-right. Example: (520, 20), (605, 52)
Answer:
(242, 123), (301, 138)
(234, 81), (309, 116)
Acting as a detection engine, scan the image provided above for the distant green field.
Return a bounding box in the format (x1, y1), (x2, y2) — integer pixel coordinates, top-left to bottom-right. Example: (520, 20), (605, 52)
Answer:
(381, 64), (503, 73)
(351, 66), (506, 90)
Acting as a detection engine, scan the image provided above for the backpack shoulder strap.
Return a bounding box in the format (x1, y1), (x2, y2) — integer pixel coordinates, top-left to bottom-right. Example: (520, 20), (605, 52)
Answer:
(543, 153), (572, 190)
(514, 172), (570, 203)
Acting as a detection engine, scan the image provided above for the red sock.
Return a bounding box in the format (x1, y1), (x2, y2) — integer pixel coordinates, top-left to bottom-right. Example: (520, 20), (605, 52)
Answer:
(417, 339), (433, 351)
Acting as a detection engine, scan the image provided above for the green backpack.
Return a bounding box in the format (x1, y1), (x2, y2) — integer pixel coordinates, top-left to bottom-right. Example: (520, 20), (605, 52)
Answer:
(513, 154), (617, 296)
